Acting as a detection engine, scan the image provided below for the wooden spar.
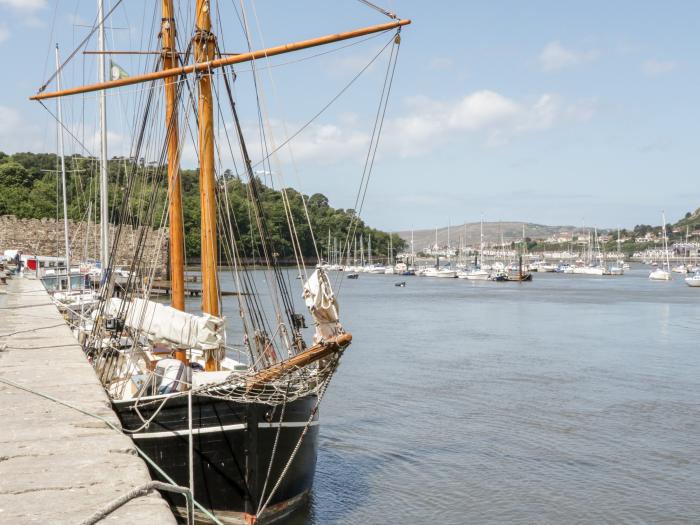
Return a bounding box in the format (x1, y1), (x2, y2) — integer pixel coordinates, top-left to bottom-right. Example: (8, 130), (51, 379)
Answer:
(195, 0), (220, 372)
(30, 19), (411, 101)
(83, 50), (240, 56)
(163, 0), (186, 366)
(246, 333), (352, 391)
(162, 0), (185, 314)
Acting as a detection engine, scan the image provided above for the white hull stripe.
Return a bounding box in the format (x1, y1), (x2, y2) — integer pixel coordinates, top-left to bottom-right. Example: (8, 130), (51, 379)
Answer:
(131, 420), (319, 440)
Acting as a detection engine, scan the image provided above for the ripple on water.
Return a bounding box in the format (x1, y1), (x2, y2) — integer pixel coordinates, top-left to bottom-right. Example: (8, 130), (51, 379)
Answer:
(215, 270), (700, 524)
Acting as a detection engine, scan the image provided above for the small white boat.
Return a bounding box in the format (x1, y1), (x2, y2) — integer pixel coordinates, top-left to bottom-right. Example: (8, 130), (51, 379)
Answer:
(366, 265), (386, 274)
(424, 267), (457, 278)
(609, 265), (624, 275)
(685, 272), (700, 287)
(384, 266), (395, 275)
(649, 268), (672, 281)
(52, 289), (101, 311)
(457, 268), (491, 280)
(672, 264), (688, 274)
(572, 266), (605, 276)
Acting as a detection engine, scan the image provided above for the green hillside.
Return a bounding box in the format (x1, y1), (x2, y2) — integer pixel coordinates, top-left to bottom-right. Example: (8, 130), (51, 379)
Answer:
(0, 151), (404, 261)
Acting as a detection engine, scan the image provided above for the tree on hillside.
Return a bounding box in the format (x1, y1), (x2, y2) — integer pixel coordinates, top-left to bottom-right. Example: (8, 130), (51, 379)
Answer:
(0, 162), (30, 187)
(0, 152), (406, 260)
(28, 174), (59, 218)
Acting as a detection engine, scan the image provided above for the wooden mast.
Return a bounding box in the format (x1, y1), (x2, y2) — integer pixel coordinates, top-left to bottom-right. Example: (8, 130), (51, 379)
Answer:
(162, 0), (187, 363)
(194, 0), (220, 371)
(31, 19), (411, 101)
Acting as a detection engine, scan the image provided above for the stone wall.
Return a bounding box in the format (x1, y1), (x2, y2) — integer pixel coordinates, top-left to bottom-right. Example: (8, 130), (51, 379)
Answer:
(0, 215), (168, 274)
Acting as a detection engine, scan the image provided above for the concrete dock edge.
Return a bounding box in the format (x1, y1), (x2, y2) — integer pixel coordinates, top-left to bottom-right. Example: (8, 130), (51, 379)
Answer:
(0, 276), (177, 524)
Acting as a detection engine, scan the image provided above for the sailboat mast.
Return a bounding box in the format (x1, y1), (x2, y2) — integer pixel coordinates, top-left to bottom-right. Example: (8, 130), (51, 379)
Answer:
(97, 0), (109, 270)
(617, 227), (621, 257)
(55, 45), (71, 290)
(410, 229), (414, 265)
(327, 228), (331, 264)
(360, 234), (364, 265)
(662, 211), (670, 270)
(447, 219), (450, 251)
(479, 216), (484, 266)
(368, 234), (372, 265)
(195, 0), (220, 370)
(162, 0), (185, 312)
(388, 233), (392, 266)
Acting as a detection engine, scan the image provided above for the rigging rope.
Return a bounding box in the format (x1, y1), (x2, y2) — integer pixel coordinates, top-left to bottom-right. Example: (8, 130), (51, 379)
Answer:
(37, 0), (125, 94)
(356, 0), (398, 19)
(337, 31), (402, 291)
(0, 376), (223, 525)
(233, 33), (396, 177)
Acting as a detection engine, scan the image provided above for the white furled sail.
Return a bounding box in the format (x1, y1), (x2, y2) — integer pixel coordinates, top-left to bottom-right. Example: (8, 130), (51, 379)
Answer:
(303, 269), (343, 344)
(105, 297), (225, 350)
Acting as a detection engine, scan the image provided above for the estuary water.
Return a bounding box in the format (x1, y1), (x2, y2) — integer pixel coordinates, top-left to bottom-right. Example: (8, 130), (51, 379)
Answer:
(216, 265), (700, 525)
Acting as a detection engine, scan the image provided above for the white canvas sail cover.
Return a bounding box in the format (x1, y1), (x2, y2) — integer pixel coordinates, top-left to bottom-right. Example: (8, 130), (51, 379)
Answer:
(105, 297), (224, 350)
(302, 269), (343, 344)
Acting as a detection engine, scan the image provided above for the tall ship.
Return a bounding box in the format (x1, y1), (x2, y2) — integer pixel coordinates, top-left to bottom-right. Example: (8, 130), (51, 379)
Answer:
(31, 1), (409, 523)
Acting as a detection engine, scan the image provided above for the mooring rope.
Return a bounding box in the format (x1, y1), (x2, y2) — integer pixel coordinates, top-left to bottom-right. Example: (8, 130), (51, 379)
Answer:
(0, 376), (223, 525)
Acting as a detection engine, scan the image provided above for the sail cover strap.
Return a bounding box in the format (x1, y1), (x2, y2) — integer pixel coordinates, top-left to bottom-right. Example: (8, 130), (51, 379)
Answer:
(105, 297), (225, 350)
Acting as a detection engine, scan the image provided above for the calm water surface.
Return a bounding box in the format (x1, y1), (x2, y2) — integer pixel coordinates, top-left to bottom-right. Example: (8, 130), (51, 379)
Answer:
(217, 266), (700, 524)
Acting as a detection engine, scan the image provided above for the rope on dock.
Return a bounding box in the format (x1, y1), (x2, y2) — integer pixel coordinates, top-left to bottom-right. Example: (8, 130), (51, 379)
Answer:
(0, 302), (55, 309)
(0, 376), (224, 525)
(0, 322), (67, 338)
(78, 481), (194, 525)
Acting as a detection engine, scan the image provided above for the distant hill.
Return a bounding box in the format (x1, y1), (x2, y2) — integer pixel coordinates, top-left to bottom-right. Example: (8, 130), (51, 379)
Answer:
(397, 222), (581, 250)
(673, 207), (700, 233)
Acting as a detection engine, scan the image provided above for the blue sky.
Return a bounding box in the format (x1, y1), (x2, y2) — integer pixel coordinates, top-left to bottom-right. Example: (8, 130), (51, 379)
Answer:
(1, 1), (699, 231)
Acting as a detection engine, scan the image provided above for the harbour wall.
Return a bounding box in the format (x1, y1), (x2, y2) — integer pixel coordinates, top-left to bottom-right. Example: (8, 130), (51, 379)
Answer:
(0, 215), (167, 274)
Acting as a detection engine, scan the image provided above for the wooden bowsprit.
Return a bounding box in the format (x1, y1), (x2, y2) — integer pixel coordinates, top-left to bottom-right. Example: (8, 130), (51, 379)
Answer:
(246, 333), (352, 392)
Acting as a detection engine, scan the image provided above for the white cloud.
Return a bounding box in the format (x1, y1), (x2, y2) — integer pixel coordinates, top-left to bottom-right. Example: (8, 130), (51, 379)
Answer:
(642, 59), (677, 76)
(260, 121), (369, 167)
(0, 25), (9, 43)
(385, 90), (595, 156)
(0, 105), (44, 152)
(538, 41), (598, 71)
(0, 0), (46, 11)
(448, 91), (520, 130)
(0, 0), (46, 28)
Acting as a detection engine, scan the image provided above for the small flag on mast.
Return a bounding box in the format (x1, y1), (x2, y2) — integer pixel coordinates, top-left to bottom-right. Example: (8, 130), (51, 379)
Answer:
(109, 60), (129, 81)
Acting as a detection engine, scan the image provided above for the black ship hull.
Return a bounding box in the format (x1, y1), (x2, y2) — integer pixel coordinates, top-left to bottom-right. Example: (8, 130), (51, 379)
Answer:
(113, 393), (319, 524)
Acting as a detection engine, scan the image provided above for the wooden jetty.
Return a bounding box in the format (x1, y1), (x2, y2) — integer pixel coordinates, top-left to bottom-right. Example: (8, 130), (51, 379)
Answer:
(0, 277), (176, 524)
(149, 279), (243, 296)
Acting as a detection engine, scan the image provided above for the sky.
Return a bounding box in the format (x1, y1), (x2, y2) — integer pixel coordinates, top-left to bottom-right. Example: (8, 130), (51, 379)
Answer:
(0, 0), (699, 231)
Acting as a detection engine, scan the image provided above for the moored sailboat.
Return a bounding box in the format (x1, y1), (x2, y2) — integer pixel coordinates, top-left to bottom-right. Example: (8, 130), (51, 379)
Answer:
(32, 3), (410, 523)
(685, 272), (700, 287)
(649, 212), (672, 281)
